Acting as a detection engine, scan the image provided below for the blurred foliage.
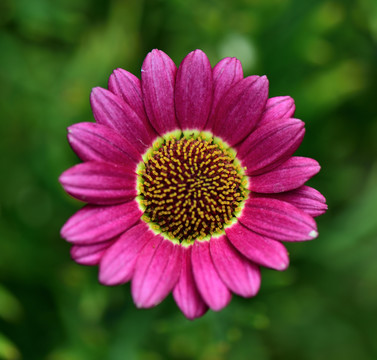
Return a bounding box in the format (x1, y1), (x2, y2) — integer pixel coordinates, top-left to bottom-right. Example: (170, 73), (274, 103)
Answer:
(0, 0), (377, 359)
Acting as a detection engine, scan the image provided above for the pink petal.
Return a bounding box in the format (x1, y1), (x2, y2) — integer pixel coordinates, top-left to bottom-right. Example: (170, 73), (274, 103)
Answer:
(238, 197), (318, 241)
(59, 161), (137, 205)
(211, 75), (268, 146)
(191, 240), (231, 311)
(259, 96), (295, 126)
(90, 87), (156, 153)
(255, 185), (327, 217)
(175, 50), (213, 130)
(226, 222), (289, 270)
(61, 201), (142, 244)
(249, 157), (321, 193)
(70, 240), (114, 265)
(132, 237), (182, 308)
(141, 49), (178, 134)
(210, 236), (261, 297)
(237, 118), (305, 175)
(67, 122), (141, 167)
(99, 222), (154, 285)
(207, 57), (243, 126)
(173, 246), (208, 320)
(108, 68), (147, 124)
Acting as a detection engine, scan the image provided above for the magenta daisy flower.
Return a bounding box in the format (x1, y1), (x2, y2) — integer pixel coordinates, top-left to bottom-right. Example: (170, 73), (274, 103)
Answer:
(60, 49), (327, 319)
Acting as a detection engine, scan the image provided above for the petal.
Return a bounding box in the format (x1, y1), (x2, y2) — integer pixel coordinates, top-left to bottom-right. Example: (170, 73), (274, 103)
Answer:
(226, 222), (289, 270)
(191, 240), (231, 311)
(67, 122), (141, 166)
(59, 162), (137, 205)
(248, 157), (321, 193)
(99, 222), (154, 285)
(61, 201), (142, 244)
(108, 68), (147, 123)
(141, 49), (178, 134)
(238, 197), (318, 241)
(256, 185), (327, 217)
(237, 118), (305, 175)
(173, 246), (208, 320)
(132, 237), (182, 308)
(207, 57), (243, 126)
(210, 236), (261, 297)
(70, 240), (114, 265)
(211, 75), (269, 146)
(259, 96), (295, 126)
(175, 49), (213, 130)
(90, 87), (156, 153)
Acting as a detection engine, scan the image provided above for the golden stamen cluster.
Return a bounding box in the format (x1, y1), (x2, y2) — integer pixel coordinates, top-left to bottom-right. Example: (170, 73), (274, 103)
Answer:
(138, 136), (247, 242)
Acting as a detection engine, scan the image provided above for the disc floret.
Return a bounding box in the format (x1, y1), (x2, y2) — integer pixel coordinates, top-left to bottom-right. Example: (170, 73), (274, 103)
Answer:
(137, 132), (248, 243)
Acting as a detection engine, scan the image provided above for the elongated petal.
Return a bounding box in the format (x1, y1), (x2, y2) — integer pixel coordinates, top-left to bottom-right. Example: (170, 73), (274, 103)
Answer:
(67, 122), (141, 166)
(108, 68), (147, 123)
(141, 49), (178, 134)
(191, 240), (231, 311)
(239, 198), (318, 241)
(211, 75), (268, 146)
(249, 157), (320, 193)
(238, 118), (305, 175)
(59, 162), (137, 205)
(256, 186), (327, 217)
(173, 246), (208, 320)
(207, 57), (243, 125)
(99, 222), (154, 285)
(71, 240), (114, 265)
(226, 222), (289, 270)
(210, 236), (261, 297)
(259, 96), (295, 126)
(132, 238), (182, 308)
(175, 50), (213, 130)
(61, 201), (142, 244)
(90, 87), (156, 153)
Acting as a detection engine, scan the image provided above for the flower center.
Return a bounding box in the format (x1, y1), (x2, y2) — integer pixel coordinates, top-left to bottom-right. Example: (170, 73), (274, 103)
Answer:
(137, 133), (248, 243)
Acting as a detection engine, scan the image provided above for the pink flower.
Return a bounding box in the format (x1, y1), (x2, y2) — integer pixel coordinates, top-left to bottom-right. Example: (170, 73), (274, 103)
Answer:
(59, 49), (327, 320)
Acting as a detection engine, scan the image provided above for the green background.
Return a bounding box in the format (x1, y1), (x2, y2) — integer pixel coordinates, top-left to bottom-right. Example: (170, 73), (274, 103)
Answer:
(1, 0), (376, 359)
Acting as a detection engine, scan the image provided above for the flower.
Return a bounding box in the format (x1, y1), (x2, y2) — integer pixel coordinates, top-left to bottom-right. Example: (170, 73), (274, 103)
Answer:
(59, 49), (327, 320)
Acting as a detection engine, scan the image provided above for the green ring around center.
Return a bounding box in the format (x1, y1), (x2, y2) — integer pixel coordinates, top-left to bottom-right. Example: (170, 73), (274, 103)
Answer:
(135, 130), (249, 245)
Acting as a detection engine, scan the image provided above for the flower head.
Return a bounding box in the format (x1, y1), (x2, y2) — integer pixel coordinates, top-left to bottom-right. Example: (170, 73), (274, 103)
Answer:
(59, 49), (327, 319)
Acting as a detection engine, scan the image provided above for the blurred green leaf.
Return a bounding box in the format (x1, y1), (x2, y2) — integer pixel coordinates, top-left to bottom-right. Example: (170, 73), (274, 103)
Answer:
(0, 285), (22, 323)
(0, 333), (20, 360)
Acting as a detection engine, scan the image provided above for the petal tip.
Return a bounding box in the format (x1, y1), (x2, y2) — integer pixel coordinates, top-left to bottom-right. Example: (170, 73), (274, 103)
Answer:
(259, 75), (269, 85)
(60, 226), (67, 239)
(309, 230), (318, 239)
(90, 86), (104, 96)
(278, 254), (290, 271)
(144, 49), (168, 63)
(58, 172), (66, 185)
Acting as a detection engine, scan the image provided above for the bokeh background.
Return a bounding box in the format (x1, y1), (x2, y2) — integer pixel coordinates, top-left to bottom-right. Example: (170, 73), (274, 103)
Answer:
(1, 0), (377, 359)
